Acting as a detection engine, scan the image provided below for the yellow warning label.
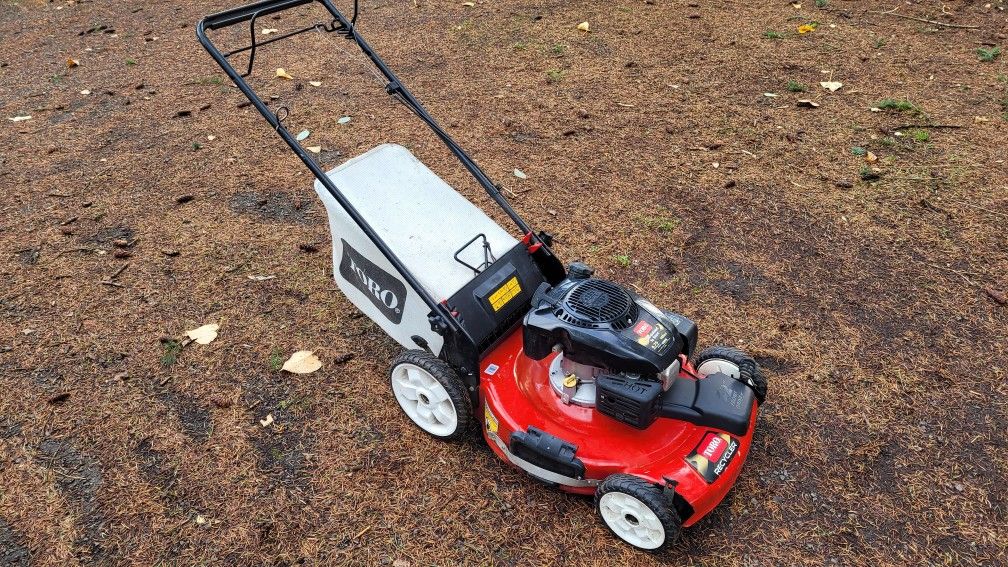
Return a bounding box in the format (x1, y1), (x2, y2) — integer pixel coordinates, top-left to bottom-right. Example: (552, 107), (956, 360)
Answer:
(484, 404), (499, 434)
(488, 276), (521, 312)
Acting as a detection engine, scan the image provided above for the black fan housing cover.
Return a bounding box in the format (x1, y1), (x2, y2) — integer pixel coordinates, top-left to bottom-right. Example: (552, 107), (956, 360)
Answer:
(522, 275), (688, 375)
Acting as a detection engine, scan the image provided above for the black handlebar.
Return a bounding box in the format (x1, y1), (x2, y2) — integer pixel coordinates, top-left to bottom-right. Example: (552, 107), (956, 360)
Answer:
(201, 0), (313, 31)
(196, 0), (566, 337)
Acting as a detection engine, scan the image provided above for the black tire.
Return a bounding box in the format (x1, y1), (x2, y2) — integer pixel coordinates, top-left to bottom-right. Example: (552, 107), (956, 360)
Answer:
(388, 349), (472, 441)
(595, 474), (682, 552)
(693, 345), (768, 404)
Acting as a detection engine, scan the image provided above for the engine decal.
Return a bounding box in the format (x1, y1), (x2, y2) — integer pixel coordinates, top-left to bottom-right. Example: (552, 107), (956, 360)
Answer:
(686, 432), (739, 483)
(627, 319), (672, 353)
(633, 320), (653, 337)
(488, 276), (522, 312)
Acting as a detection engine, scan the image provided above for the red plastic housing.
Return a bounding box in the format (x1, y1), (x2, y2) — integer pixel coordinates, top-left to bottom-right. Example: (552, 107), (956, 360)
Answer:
(479, 329), (758, 527)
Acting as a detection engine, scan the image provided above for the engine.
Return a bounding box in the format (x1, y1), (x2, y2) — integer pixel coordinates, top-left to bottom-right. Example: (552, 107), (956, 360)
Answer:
(522, 263), (698, 428)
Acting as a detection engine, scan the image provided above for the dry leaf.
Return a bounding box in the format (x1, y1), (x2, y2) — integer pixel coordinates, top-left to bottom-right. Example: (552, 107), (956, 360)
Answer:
(261, 28), (279, 35)
(282, 351), (322, 374)
(308, 80), (322, 87)
(797, 23), (817, 34)
(80, 89), (91, 95)
(7, 115), (31, 122)
(296, 129), (310, 141)
(513, 168), (527, 179)
(306, 146), (322, 154)
(275, 67), (293, 80)
(185, 323), (219, 345)
(66, 57), (79, 68)
(207, 134), (216, 141)
(865, 151), (878, 163)
(260, 413), (274, 427)
(820, 81), (843, 92)
(796, 99), (820, 108)
(869, 107), (881, 113)
(763, 92), (779, 98)
(577, 21), (590, 32)
(984, 286), (1007, 305)
(248, 274), (276, 281)
(462, 1), (475, 6)
(338, 116), (352, 125)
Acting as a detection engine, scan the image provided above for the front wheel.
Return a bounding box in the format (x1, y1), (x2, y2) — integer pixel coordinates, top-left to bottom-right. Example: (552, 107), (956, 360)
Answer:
(693, 345), (768, 404)
(595, 474), (681, 552)
(389, 350), (471, 440)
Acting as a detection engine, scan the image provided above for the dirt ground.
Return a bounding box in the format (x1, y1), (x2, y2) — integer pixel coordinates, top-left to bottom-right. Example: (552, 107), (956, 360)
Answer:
(1, 0), (1007, 565)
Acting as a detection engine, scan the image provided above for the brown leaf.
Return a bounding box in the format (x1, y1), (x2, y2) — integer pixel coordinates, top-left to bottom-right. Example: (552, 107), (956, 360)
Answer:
(984, 286), (1007, 305)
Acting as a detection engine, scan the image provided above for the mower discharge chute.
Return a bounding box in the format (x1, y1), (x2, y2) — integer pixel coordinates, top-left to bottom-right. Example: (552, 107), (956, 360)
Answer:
(198, 0), (768, 552)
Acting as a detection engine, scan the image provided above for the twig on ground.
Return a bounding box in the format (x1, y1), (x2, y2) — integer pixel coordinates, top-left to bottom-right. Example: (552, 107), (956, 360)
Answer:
(958, 201), (1008, 220)
(923, 262), (981, 287)
(869, 9), (980, 30)
(110, 263), (130, 280)
(56, 246), (97, 258)
(890, 124), (964, 131)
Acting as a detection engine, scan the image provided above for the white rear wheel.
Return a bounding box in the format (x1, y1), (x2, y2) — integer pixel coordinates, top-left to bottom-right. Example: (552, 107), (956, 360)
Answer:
(695, 358), (741, 378)
(693, 345), (768, 404)
(391, 362), (459, 437)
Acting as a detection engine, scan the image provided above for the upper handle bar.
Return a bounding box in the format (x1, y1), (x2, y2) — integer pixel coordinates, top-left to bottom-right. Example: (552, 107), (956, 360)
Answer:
(197, 0), (566, 325)
(201, 0), (313, 31)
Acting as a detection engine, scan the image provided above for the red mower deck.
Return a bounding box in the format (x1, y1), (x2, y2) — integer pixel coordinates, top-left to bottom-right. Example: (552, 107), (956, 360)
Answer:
(480, 329), (757, 526)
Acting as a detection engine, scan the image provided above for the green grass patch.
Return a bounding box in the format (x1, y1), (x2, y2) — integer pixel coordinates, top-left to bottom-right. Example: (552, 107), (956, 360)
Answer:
(875, 98), (925, 118)
(546, 69), (565, 83)
(161, 340), (182, 367)
(786, 80), (807, 93)
(764, 30), (785, 40)
(614, 253), (630, 268)
(640, 215), (680, 232)
(977, 46), (1002, 62)
(269, 349), (284, 372)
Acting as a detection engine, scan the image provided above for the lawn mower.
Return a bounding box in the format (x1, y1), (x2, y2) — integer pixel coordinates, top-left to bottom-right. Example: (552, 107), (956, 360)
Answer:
(198, 0), (768, 551)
